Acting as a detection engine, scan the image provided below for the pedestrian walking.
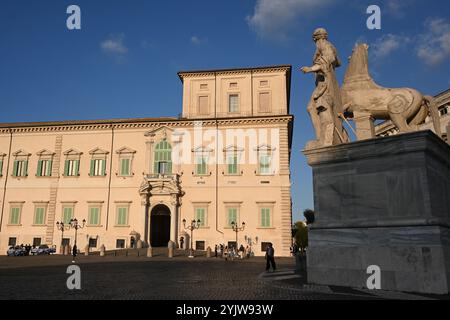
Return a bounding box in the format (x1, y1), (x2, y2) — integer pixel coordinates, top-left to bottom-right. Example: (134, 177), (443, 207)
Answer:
(265, 243), (276, 272)
(214, 245), (218, 258)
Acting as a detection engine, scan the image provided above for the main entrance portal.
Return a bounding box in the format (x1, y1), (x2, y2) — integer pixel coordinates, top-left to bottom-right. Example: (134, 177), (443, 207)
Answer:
(150, 204), (171, 247)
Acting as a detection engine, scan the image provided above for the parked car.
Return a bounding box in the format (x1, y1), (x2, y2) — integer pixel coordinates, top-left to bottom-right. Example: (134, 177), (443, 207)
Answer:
(6, 246), (26, 256)
(31, 245), (53, 255)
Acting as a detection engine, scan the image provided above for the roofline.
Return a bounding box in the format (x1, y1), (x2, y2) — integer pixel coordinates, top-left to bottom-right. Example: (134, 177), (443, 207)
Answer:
(435, 88), (450, 98)
(0, 114), (294, 130)
(177, 65), (292, 81)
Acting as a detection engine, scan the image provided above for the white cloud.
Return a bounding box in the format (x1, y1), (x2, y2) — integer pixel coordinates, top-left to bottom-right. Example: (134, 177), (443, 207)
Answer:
(246, 0), (335, 41)
(385, 0), (415, 18)
(371, 34), (411, 59)
(190, 36), (206, 45)
(417, 18), (450, 67)
(100, 34), (128, 55)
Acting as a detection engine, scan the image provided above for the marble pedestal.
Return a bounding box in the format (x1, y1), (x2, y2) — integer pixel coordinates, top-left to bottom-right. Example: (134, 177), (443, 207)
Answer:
(303, 131), (450, 294)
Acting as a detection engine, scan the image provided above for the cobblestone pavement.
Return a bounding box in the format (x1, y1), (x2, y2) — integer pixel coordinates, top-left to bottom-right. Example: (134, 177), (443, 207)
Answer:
(0, 249), (447, 300)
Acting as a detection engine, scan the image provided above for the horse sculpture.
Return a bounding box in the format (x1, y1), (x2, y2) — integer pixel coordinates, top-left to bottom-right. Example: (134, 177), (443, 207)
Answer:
(341, 44), (442, 138)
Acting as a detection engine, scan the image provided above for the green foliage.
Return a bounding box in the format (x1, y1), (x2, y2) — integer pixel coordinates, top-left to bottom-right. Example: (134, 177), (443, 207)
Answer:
(294, 221), (308, 250)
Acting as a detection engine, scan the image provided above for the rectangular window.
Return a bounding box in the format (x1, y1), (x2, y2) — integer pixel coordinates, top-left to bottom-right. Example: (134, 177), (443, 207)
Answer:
(200, 84), (208, 90)
(33, 238), (42, 247)
(62, 207), (73, 224)
(198, 96), (209, 115)
(226, 153), (238, 175)
(13, 160), (28, 177)
(260, 208), (271, 228)
(195, 241), (205, 251)
(34, 207), (46, 225)
(62, 238), (70, 247)
(195, 208), (206, 227)
(261, 242), (271, 252)
(259, 154), (272, 174)
(195, 156), (208, 175)
(89, 238), (98, 248)
(88, 207), (100, 226)
(258, 92), (271, 112)
(64, 160), (80, 176)
(116, 239), (125, 249)
(120, 158), (131, 176)
(227, 208), (238, 227)
(158, 162), (171, 175)
(37, 160), (52, 177)
(228, 94), (239, 113)
(90, 159), (106, 176)
(116, 207), (128, 226)
(9, 207), (21, 225)
(8, 237), (17, 247)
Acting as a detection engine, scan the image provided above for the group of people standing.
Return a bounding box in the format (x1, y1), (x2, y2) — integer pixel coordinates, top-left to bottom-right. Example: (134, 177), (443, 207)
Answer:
(214, 244), (253, 260)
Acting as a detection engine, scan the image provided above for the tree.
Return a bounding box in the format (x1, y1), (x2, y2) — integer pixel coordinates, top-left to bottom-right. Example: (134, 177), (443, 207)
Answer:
(294, 221), (308, 252)
(303, 209), (315, 225)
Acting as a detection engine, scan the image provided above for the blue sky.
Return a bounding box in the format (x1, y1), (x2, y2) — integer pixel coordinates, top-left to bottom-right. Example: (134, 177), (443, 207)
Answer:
(1, 0), (449, 222)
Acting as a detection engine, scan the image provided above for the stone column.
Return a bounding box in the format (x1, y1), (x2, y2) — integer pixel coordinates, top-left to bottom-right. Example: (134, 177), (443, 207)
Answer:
(141, 197), (149, 246)
(145, 137), (155, 174)
(170, 202), (178, 245)
(353, 112), (375, 141)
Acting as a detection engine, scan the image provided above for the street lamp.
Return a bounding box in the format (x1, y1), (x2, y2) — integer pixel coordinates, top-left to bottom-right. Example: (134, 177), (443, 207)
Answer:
(231, 221), (245, 249)
(69, 218), (86, 262)
(182, 218), (201, 258)
(56, 221), (70, 253)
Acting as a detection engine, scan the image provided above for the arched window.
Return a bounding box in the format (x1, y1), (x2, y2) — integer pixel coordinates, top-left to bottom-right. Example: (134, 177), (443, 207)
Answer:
(154, 140), (172, 174)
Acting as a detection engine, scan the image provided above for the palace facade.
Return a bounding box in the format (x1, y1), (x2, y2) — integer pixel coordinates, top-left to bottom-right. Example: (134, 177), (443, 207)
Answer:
(0, 65), (294, 256)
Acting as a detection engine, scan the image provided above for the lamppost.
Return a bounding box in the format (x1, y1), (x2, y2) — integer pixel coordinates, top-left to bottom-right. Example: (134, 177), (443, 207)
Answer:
(231, 221), (245, 249)
(182, 218), (201, 258)
(70, 218), (86, 262)
(56, 221), (70, 254)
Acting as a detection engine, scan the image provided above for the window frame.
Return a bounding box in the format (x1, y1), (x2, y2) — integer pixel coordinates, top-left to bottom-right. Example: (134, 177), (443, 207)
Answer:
(228, 93), (240, 114)
(116, 147), (136, 177)
(115, 203), (130, 227)
(8, 203), (23, 226)
(33, 202), (48, 226)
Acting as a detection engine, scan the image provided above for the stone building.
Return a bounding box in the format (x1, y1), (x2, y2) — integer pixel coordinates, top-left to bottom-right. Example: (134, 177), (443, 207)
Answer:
(0, 65), (293, 256)
(375, 88), (450, 142)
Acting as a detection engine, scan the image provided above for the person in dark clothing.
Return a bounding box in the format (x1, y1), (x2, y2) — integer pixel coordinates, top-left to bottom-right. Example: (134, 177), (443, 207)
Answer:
(265, 243), (276, 272)
(214, 245), (218, 258)
(72, 244), (77, 262)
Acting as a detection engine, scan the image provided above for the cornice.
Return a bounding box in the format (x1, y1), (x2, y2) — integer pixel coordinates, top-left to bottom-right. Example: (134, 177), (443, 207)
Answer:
(0, 116), (293, 134)
(178, 65), (291, 80)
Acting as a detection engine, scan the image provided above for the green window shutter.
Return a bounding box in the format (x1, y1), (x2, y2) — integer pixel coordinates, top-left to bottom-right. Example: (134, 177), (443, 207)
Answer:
(35, 208), (45, 225)
(196, 208), (205, 226)
(10, 207), (20, 224)
(63, 207), (73, 224)
(121, 159), (130, 176)
(167, 161), (172, 174)
(227, 208), (237, 227)
(47, 160), (53, 176)
(101, 159), (107, 176)
(117, 207), (127, 225)
(89, 207), (99, 225)
(89, 159), (95, 176)
(75, 160), (80, 176)
(261, 208), (271, 227)
(37, 160), (43, 177)
(24, 160), (28, 176)
(0, 160), (3, 176)
(64, 160), (69, 176)
(13, 161), (17, 176)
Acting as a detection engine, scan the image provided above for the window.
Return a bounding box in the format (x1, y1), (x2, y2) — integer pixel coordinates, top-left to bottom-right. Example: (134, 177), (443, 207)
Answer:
(198, 96), (209, 115)
(200, 84), (208, 90)
(228, 94), (239, 113)
(261, 242), (271, 252)
(8, 237), (17, 247)
(227, 208), (238, 227)
(90, 159), (106, 176)
(259, 154), (272, 175)
(33, 238), (42, 247)
(88, 207), (101, 226)
(120, 158), (131, 176)
(195, 155), (208, 175)
(64, 159), (80, 177)
(13, 160), (28, 177)
(196, 241), (205, 251)
(116, 206), (129, 226)
(37, 160), (52, 177)
(260, 208), (271, 228)
(226, 153), (238, 175)
(154, 140), (172, 175)
(89, 238), (98, 248)
(229, 82), (238, 89)
(62, 238), (70, 246)
(260, 80), (269, 87)
(34, 207), (46, 225)
(440, 107), (448, 116)
(116, 239), (125, 249)
(258, 92), (271, 112)
(62, 207), (73, 224)
(9, 206), (21, 225)
(195, 208), (206, 227)
(0, 158), (4, 177)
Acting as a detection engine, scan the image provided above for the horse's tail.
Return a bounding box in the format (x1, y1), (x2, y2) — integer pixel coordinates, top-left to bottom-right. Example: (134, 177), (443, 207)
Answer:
(424, 95), (442, 138)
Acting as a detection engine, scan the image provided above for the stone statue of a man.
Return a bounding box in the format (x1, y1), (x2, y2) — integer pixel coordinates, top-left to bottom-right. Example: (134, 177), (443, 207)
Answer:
(301, 28), (348, 149)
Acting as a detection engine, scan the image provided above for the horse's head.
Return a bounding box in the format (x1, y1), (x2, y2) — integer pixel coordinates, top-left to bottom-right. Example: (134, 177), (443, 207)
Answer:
(344, 43), (371, 84)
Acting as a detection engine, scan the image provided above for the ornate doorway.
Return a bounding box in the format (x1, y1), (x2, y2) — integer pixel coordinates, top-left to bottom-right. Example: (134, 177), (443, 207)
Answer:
(150, 204), (171, 247)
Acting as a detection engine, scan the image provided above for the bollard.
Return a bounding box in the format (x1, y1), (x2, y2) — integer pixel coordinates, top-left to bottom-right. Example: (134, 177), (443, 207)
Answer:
(84, 245), (89, 256)
(147, 246), (153, 258)
(126, 250), (128, 257)
(100, 244), (106, 257)
(137, 250), (140, 257)
(168, 241), (175, 258)
(137, 239), (143, 249)
(63, 245), (69, 256)
(114, 250), (117, 257)
(206, 246), (212, 258)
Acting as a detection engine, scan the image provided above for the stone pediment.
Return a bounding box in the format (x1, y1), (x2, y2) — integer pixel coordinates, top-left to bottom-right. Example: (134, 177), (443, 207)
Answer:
(115, 146), (136, 154)
(13, 149), (31, 157)
(144, 126), (174, 138)
(192, 146), (214, 153)
(254, 144), (276, 152)
(223, 145), (244, 153)
(36, 149), (55, 156)
(63, 148), (83, 156)
(139, 174), (184, 200)
(89, 147), (109, 155)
